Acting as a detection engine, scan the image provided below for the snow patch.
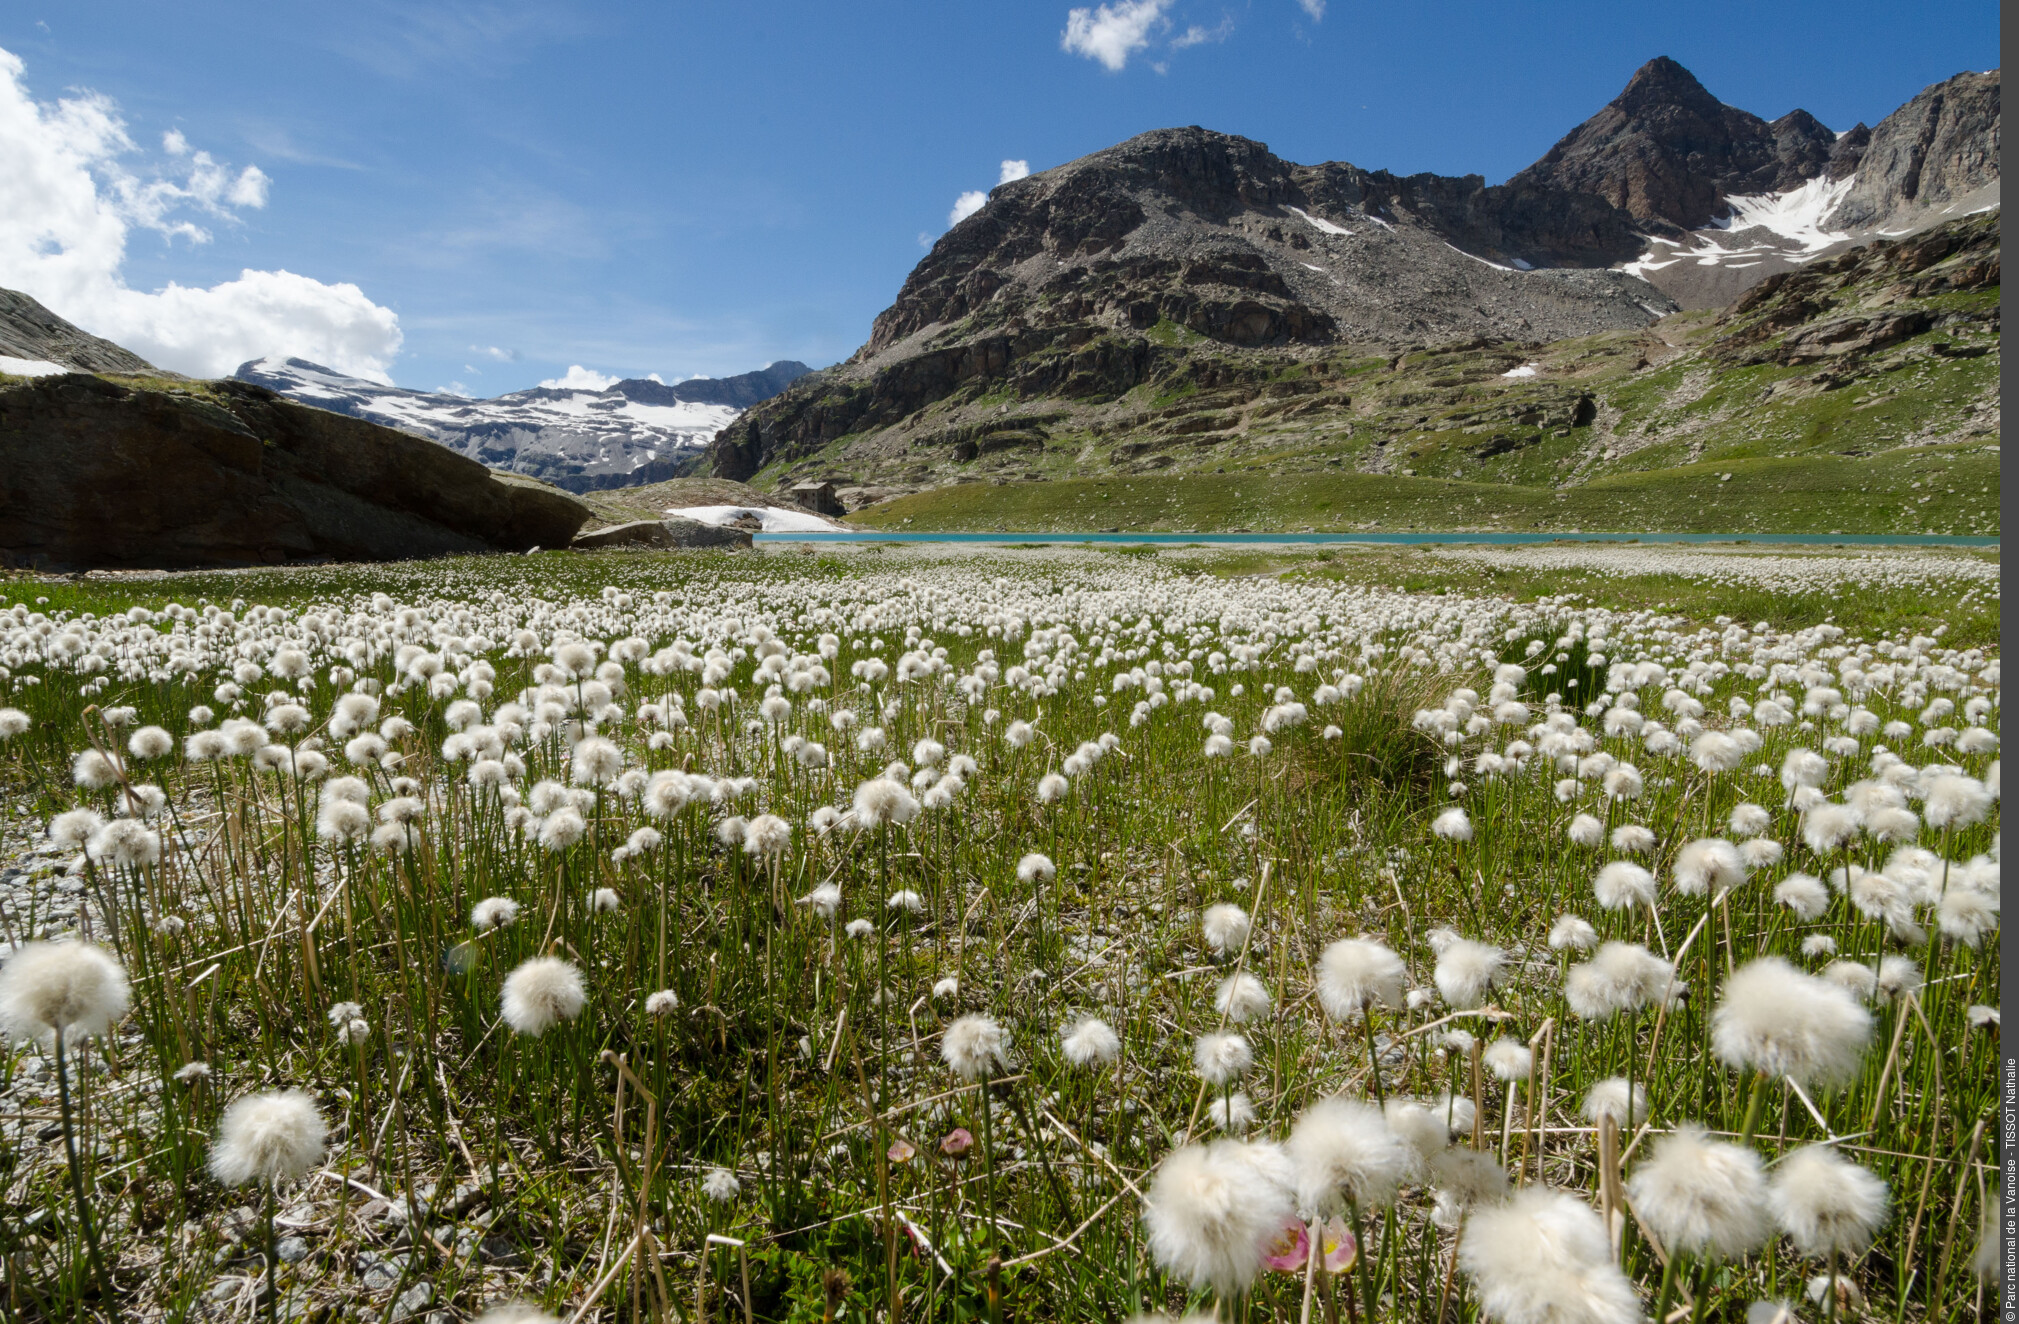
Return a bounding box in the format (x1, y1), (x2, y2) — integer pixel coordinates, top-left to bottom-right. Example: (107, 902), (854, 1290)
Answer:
(0, 356), (72, 377)
(1501, 364), (1540, 378)
(669, 505), (845, 533)
(1285, 206), (1352, 236)
(1445, 243), (1517, 272)
(1718, 174), (1855, 253)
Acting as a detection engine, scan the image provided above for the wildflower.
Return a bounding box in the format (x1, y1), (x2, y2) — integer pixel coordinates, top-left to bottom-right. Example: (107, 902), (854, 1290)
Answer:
(1209, 1093), (1256, 1134)
(1460, 1188), (1640, 1324)
(845, 918), (875, 939)
(1431, 807), (1473, 842)
(538, 806), (587, 851)
(475, 1306), (560, 1324)
(72, 748), (122, 790)
(1610, 824), (1655, 854)
(1591, 861), (1655, 911)
(1800, 934), (1837, 958)
(1691, 732), (1744, 774)
(940, 1128), (974, 1156)
(1142, 1140), (1295, 1296)
(1740, 838), (1784, 870)
(0, 709), (27, 738)
(471, 897), (520, 931)
(1062, 1016), (1121, 1066)
(1193, 1032), (1253, 1086)
(1581, 1077), (1647, 1128)
(1938, 885), (1999, 946)
(1800, 803), (1859, 855)
(48, 809), (104, 848)
(500, 957), (586, 1036)
(1214, 973), (1273, 1023)
(1037, 772), (1070, 803)
(886, 889), (924, 914)
(126, 726), (173, 760)
(591, 888), (621, 914)
(1768, 1145), (1889, 1258)
(1875, 954), (1921, 1001)
(801, 883), (841, 920)
(1730, 802), (1772, 838)
(1287, 1097), (1411, 1213)
(0, 942), (130, 1042)
(569, 736), (624, 786)
(1204, 734), (1234, 758)
(1567, 814), (1603, 847)
(941, 1013), (1009, 1080)
(931, 976), (959, 1001)
(1820, 961), (1878, 1001)
(1548, 915), (1598, 952)
(1924, 773), (1992, 829)
(853, 777), (920, 826)
(1627, 1124), (1771, 1260)
(1711, 958), (1871, 1090)
(645, 990), (678, 1016)
(1017, 852), (1057, 884)
(1434, 937), (1505, 1009)
(1673, 838), (1746, 897)
(175, 1060), (212, 1082)
(1315, 938), (1407, 1019)
(1780, 749), (1828, 793)
(1247, 735), (1273, 758)
(1200, 903), (1251, 955)
(743, 813), (792, 857)
(209, 1090), (327, 1186)
(1774, 873), (1829, 921)
(1483, 1038), (1532, 1081)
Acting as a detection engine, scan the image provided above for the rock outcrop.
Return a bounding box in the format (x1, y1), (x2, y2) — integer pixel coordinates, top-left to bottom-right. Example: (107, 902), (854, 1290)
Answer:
(0, 289), (158, 375)
(571, 518), (751, 550)
(1508, 56), (1839, 230)
(1831, 69), (2001, 230)
(0, 374), (590, 571)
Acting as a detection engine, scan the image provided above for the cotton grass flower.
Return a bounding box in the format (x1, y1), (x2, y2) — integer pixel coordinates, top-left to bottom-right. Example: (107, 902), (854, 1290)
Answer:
(1483, 1038), (1533, 1081)
(1591, 861), (1655, 911)
(209, 1090), (326, 1186)
(1214, 972), (1273, 1023)
(1286, 1096), (1411, 1214)
(471, 897), (521, 931)
(1673, 838), (1746, 897)
(1548, 915), (1598, 952)
(1774, 873), (1830, 921)
(1627, 1123), (1771, 1260)
(1061, 1016), (1121, 1066)
(941, 1013), (1009, 1080)
(1315, 938), (1407, 1019)
(1711, 957), (1871, 1090)
(1200, 903), (1250, 955)
(1016, 852), (1056, 884)
(1460, 1187), (1640, 1324)
(1431, 807), (1473, 841)
(0, 942), (129, 1043)
(1208, 1092), (1256, 1134)
(1567, 813), (1603, 847)
(500, 957), (586, 1036)
(1142, 1140), (1295, 1296)
(1564, 942), (1677, 1021)
(1433, 937), (1505, 1009)
(1610, 824), (1655, 855)
(1768, 1145), (1888, 1258)
(1192, 1032), (1253, 1086)
(1580, 1077), (1647, 1128)
(701, 1167), (741, 1202)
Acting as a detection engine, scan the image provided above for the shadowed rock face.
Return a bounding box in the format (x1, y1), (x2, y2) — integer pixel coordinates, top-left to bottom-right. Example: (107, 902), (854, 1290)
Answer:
(1831, 70), (2001, 230)
(0, 289), (158, 375)
(1508, 57), (1839, 231)
(0, 375), (590, 570)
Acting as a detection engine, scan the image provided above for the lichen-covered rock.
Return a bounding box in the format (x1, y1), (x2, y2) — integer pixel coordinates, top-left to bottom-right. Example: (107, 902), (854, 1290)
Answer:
(571, 517), (751, 550)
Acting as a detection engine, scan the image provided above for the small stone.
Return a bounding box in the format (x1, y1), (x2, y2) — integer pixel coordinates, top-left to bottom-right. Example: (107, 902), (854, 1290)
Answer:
(392, 1283), (435, 1320)
(356, 1250), (407, 1291)
(276, 1236), (309, 1264)
(209, 1278), (246, 1303)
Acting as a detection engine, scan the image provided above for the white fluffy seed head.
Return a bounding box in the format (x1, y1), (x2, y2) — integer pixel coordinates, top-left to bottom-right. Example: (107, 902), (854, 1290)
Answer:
(1460, 1187), (1641, 1324)
(1316, 938), (1407, 1020)
(941, 1013), (1009, 1080)
(1711, 957), (1871, 1090)
(1483, 1038), (1533, 1082)
(1214, 972), (1273, 1024)
(1565, 942), (1677, 1021)
(742, 813), (792, 857)
(701, 1167), (741, 1203)
(1016, 852), (1056, 884)
(500, 957), (586, 1036)
(471, 897), (520, 931)
(1061, 1016), (1121, 1066)
(1141, 1140), (1295, 1296)
(0, 942), (130, 1042)
(1567, 814), (1603, 847)
(1192, 1032), (1253, 1086)
(1433, 937), (1505, 1010)
(1431, 807), (1473, 842)
(1591, 861), (1655, 912)
(1768, 1145), (1889, 1258)
(1627, 1123), (1771, 1260)
(475, 1305), (561, 1324)
(1773, 873), (1830, 921)
(1200, 903), (1251, 955)
(1673, 838), (1746, 897)
(1286, 1096), (1412, 1215)
(208, 1089), (327, 1186)
(1548, 915), (1598, 952)
(1580, 1077), (1647, 1128)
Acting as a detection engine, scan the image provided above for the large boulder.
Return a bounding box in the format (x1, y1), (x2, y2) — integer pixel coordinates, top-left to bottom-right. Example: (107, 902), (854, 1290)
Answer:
(0, 374), (591, 570)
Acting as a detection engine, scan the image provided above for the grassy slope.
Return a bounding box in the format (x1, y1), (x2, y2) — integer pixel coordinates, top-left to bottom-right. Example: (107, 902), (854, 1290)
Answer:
(849, 439), (1999, 534)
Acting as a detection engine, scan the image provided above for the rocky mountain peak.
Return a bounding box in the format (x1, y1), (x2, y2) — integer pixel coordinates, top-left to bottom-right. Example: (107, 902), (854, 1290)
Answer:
(1510, 56), (1836, 230)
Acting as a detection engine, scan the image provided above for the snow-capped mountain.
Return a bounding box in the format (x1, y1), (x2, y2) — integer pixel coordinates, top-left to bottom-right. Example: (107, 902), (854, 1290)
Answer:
(234, 357), (811, 492)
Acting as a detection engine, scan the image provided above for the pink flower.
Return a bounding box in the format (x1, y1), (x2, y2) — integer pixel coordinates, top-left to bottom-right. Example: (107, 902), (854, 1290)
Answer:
(888, 1138), (917, 1164)
(940, 1127), (974, 1157)
(1264, 1215), (1357, 1273)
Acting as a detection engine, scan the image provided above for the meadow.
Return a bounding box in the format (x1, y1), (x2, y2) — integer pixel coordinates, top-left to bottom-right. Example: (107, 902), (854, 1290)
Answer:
(0, 542), (1999, 1324)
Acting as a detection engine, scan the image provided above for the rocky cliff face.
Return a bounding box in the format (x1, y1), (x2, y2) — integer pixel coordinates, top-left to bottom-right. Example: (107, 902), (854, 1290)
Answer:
(715, 126), (1677, 483)
(0, 289), (158, 375)
(1832, 69), (2001, 230)
(1508, 57), (1839, 230)
(0, 374), (590, 570)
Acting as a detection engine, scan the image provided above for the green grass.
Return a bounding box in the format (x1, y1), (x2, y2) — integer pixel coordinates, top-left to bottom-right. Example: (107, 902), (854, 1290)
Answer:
(849, 441), (2000, 535)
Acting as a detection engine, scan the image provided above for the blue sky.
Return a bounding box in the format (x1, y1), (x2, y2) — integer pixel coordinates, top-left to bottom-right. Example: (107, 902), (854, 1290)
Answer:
(0, 0), (1998, 392)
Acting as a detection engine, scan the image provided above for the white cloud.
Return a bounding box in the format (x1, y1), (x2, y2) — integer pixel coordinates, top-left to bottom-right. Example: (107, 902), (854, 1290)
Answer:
(998, 159), (1031, 185)
(471, 344), (520, 362)
(1061, 0), (1170, 71)
(1171, 16), (1234, 48)
(538, 364), (618, 391)
(949, 190), (988, 226)
(1297, 0), (1325, 18)
(0, 46), (402, 382)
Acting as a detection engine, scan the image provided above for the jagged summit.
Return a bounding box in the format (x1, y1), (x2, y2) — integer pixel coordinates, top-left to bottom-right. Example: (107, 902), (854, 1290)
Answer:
(1509, 56), (1837, 230)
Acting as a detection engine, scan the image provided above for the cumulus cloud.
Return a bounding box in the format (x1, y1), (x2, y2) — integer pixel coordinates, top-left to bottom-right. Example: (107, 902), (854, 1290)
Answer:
(538, 364), (618, 391)
(949, 160), (1033, 228)
(1297, 0), (1325, 18)
(1061, 0), (1170, 71)
(0, 46), (402, 381)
